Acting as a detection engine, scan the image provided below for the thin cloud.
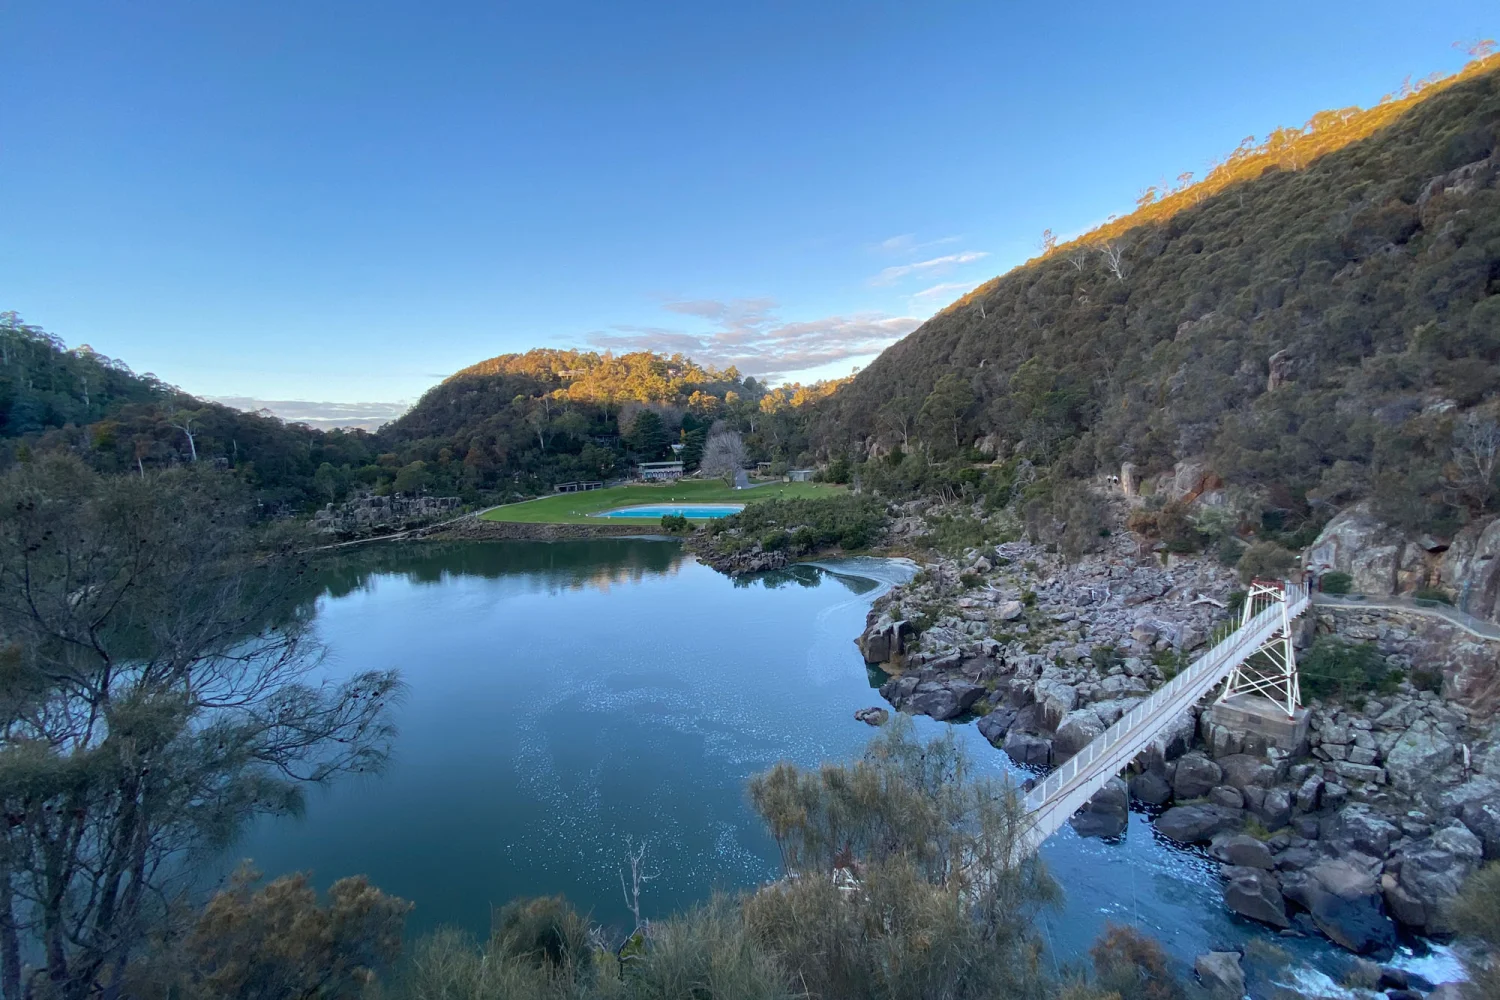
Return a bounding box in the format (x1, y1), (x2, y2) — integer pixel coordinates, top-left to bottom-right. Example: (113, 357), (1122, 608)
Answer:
(584, 298), (921, 378)
(912, 280), (982, 301)
(868, 233), (962, 255)
(870, 250), (989, 286)
(211, 396), (410, 431)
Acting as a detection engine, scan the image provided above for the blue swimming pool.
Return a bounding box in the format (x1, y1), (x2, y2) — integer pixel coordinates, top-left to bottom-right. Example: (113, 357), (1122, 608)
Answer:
(596, 504), (745, 519)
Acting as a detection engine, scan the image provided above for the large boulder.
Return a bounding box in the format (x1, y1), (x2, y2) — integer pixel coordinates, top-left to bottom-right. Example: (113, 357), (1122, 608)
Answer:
(1212, 834), (1275, 871)
(1129, 771), (1173, 807)
(1156, 804), (1242, 844)
(903, 679), (986, 721)
(1305, 504), (1424, 596)
(1461, 796), (1500, 859)
(976, 707), (1017, 747)
(1003, 730), (1052, 768)
(1322, 805), (1401, 859)
(1254, 787), (1293, 831)
(1054, 709), (1107, 760)
(1194, 951), (1245, 997)
(1070, 777), (1130, 839)
(1035, 679), (1078, 726)
(1283, 860), (1396, 954)
(1384, 721), (1457, 793)
(1222, 866), (1290, 928)
(1216, 753), (1278, 792)
(1173, 753), (1223, 800)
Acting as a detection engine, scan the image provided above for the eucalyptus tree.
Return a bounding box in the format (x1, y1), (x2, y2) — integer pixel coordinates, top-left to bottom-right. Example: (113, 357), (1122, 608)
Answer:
(0, 456), (400, 1000)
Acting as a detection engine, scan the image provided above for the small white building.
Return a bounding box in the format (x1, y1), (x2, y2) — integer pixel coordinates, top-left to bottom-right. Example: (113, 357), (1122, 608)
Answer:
(638, 461), (685, 482)
(788, 469), (815, 482)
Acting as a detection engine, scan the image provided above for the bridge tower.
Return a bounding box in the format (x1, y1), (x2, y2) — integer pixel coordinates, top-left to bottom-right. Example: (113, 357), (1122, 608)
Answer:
(1218, 579), (1300, 718)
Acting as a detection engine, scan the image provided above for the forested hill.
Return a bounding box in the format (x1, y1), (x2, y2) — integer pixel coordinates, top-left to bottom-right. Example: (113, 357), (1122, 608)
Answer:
(808, 55), (1500, 540)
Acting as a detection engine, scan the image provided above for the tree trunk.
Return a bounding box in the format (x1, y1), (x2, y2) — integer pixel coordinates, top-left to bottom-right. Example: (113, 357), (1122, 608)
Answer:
(0, 865), (22, 1000)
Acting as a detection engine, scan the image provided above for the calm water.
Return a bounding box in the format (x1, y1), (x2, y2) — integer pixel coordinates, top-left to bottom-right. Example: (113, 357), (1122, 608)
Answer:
(235, 539), (1385, 988)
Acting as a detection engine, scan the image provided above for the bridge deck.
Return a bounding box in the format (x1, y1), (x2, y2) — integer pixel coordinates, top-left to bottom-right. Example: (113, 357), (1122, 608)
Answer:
(1022, 582), (1308, 848)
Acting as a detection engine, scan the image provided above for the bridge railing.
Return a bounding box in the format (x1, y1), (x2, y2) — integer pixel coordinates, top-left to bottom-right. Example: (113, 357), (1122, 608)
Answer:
(1023, 581), (1307, 814)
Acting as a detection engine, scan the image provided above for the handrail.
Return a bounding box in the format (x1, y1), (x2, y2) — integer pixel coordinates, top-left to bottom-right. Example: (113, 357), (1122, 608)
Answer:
(1023, 582), (1307, 818)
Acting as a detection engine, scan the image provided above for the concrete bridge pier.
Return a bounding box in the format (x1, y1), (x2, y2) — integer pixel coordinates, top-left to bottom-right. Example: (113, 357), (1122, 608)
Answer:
(1202, 694), (1311, 758)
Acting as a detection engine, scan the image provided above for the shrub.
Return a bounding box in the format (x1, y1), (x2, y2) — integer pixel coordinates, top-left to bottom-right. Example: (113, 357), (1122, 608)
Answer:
(1299, 637), (1397, 702)
(1090, 922), (1185, 1000)
(1320, 570), (1353, 595)
(660, 513), (690, 533)
(1236, 541), (1297, 583)
(1414, 587), (1453, 605)
(1451, 863), (1500, 1000)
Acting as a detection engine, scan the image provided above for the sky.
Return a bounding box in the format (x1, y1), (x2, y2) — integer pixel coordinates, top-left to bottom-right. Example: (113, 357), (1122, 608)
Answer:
(3, 2), (1497, 425)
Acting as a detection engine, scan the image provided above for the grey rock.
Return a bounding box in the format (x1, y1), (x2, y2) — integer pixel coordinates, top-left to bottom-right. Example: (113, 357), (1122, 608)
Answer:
(1221, 865), (1290, 928)
(1323, 806), (1400, 858)
(1283, 860), (1396, 954)
(1157, 804), (1243, 844)
(853, 706), (889, 726)
(976, 707), (1017, 747)
(1003, 730), (1052, 768)
(1210, 785), (1245, 809)
(1070, 777), (1129, 839)
(1194, 951), (1245, 996)
(1256, 788), (1293, 831)
(996, 600), (1025, 621)
(1174, 753), (1223, 800)
(1129, 771), (1173, 807)
(1035, 679), (1078, 725)
(1216, 753), (1278, 791)
(1215, 834), (1275, 870)
(1460, 798), (1500, 859)
(1385, 723), (1456, 793)
(1295, 775), (1324, 813)
(1054, 709), (1107, 760)
(904, 679), (985, 721)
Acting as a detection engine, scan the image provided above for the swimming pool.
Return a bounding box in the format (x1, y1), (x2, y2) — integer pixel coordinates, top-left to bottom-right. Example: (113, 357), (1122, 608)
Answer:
(595, 504), (745, 519)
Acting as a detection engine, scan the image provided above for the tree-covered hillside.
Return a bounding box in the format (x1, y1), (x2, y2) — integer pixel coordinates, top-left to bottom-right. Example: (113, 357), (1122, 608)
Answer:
(808, 57), (1500, 542)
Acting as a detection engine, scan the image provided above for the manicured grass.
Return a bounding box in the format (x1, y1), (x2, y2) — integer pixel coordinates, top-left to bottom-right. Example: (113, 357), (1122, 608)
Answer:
(481, 479), (845, 524)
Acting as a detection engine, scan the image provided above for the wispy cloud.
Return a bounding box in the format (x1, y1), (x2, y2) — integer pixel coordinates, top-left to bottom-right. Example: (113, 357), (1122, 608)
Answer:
(585, 298), (921, 379)
(869, 233), (962, 255)
(912, 280), (982, 302)
(870, 250), (989, 286)
(211, 396), (410, 431)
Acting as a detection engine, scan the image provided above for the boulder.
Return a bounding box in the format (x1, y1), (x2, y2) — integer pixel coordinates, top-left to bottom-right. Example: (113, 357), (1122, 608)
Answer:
(1157, 804), (1243, 844)
(1295, 775), (1324, 813)
(853, 706), (889, 726)
(1221, 866), (1290, 928)
(1035, 679), (1078, 725)
(1213, 834), (1275, 871)
(1438, 514), (1500, 624)
(1391, 824), (1485, 934)
(1283, 860), (1396, 954)
(1305, 504), (1424, 597)
(1322, 806), (1401, 859)
(1209, 785), (1245, 809)
(1054, 709), (1107, 760)
(996, 600), (1025, 621)
(1129, 771), (1173, 807)
(1461, 797), (1500, 859)
(1070, 777), (1129, 839)
(1427, 984), (1468, 1000)
(1194, 951), (1245, 997)
(1003, 731), (1052, 768)
(904, 680), (986, 721)
(976, 707), (1017, 747)
(1173, 753), (1223, 800)
(1384, 722), (1456, 794)
(1216, 753), (1278, 791)
(1255, 788), (1293, 831)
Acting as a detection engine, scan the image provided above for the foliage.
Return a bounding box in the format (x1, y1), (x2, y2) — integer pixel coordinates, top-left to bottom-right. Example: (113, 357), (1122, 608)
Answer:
(1299, 637), (1398, 702)
(1088, 923), (1186, 1000)
(708, 495), (886, 554)
(807, 58), (1500, 539)
(1413, 586), (1454, 604)
(492, 896), (594, 980)
(1320, 570), (1354, 594)
(132, 866), (410, 1000)
(0, 457), (400, 1000)
(659, 513), (690, 533)
(1236, 541), (1297, 583)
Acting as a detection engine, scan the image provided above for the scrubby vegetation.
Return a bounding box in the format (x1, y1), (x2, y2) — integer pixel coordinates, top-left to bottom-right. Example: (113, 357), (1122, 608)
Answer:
(1298, 636), (1401, 702)
(704, 494), (887, 555)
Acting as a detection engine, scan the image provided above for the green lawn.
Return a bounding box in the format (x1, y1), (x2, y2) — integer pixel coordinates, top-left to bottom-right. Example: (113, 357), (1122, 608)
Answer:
(481, 479), (845, 524)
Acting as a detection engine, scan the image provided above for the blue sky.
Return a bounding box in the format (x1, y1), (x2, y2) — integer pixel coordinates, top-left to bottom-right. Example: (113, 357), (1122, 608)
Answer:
(3, 2), (1496, 420)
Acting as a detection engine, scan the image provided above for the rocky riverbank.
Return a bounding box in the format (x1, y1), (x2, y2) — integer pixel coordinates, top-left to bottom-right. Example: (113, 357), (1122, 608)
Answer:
(419, 516), (665, 541)
(855, 527), (1500, 963)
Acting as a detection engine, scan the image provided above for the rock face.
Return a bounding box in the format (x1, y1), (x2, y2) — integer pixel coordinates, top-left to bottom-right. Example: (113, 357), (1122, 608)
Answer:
(1070, 777), (1129, 839)
(1282, 860), (1395, 954)
(313, 493), (462, 535)
(1304, 504), (1423, 596)
(1438, 515), (1500, 622)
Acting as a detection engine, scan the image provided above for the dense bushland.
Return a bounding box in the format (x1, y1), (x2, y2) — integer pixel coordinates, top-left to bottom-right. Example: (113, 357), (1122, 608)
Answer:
(703, 494), (887, 555)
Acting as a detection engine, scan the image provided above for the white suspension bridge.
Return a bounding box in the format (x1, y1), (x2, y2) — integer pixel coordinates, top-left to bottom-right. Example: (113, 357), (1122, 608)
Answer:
(1021, 579), (1310, 850)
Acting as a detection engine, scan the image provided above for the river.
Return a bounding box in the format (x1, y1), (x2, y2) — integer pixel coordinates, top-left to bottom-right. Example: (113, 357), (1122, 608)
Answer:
(235, 538), (1456, 996)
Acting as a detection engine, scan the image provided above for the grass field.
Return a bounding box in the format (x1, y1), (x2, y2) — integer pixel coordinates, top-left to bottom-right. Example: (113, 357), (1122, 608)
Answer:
(480, 479), (845, 524)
